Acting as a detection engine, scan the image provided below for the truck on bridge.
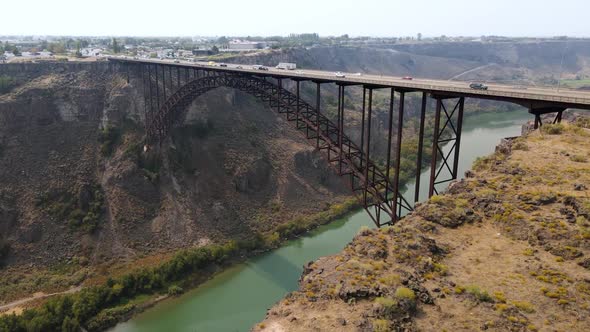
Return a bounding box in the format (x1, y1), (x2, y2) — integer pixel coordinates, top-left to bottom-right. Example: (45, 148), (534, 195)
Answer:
(276, 62), (296, 70)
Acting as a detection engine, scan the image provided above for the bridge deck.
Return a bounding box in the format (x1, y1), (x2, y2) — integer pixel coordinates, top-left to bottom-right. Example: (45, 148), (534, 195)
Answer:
(109, 57), (590, 110)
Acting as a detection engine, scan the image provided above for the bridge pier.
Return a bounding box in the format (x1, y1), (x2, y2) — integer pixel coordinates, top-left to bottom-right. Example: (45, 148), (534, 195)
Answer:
(414, 92), (427, 203)
(428, 96), (465, 197)
(528, 107), (566, 129)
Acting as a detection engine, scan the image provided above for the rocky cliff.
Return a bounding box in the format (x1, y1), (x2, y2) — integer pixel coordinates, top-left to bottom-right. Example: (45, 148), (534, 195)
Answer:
(0, 63), (350, 304)
(255, 120), (590, 332)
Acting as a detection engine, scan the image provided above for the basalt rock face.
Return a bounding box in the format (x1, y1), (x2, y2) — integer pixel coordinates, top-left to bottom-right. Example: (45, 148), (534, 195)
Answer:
(0, 64), (349, 270)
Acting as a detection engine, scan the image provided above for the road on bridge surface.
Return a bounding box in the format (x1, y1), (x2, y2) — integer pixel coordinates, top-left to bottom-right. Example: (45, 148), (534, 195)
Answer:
(108, 56), (590, 110)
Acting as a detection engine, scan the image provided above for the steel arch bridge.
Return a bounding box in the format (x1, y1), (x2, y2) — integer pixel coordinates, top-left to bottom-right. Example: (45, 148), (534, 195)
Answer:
(145, 71), (413, 227)
(108, 58), (590, 227)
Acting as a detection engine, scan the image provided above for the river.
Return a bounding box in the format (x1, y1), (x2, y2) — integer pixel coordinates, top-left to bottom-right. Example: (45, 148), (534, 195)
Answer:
(112, 110), (530, 332)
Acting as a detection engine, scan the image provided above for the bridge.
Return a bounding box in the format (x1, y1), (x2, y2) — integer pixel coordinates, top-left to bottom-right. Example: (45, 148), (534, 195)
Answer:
(107, 57), (590, 227)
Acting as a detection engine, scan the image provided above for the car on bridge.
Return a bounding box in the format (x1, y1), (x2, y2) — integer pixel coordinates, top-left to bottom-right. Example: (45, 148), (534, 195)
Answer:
(402, 76), (413, 80)
(334, 72), (346, 78)
(258, 66), (269, 71)
(469, 82), (488, 90)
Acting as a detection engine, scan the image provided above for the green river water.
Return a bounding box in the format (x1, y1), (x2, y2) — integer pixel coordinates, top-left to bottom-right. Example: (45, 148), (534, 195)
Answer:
(112, 111), (530, 332)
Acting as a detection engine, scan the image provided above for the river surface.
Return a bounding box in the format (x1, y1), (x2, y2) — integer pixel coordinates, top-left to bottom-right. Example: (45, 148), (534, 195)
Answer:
(112, 111), (530, 332)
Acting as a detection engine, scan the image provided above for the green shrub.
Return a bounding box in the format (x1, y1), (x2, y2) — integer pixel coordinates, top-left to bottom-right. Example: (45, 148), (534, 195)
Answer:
(375, 297), (398, 317)
(394, 287), (416, 300)
(37, 185), (105, 234)
(372, 319), (390, 332)
(574, 117), (590, 129)
(512, 141), (529, 151)
(570, 155), (588, 163)
(0, 75), (14, 94)
(465, 285), (493, 303)
(98, 126), (122, 157)
(167, 285), (184, 296)
(541, 124), (564, 135)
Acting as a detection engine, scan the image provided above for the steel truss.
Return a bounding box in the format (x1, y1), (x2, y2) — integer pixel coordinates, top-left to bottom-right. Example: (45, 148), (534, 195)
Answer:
(429, 96), (465, 197)
(132, 65), (412, 226)
(118, 62), (479, 227)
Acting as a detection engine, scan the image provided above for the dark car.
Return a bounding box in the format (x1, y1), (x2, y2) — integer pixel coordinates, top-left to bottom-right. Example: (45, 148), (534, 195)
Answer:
(469, 83), (488, 90)
(258, 66), (269, 71)
(219, 63), (228, 67)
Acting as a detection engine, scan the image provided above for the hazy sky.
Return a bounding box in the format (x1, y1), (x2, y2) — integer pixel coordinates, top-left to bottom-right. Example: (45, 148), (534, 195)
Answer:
(3, 0), (589, 37)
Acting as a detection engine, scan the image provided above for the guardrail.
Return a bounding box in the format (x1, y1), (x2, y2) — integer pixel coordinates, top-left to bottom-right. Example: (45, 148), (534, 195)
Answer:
(108, 57), (590, 108)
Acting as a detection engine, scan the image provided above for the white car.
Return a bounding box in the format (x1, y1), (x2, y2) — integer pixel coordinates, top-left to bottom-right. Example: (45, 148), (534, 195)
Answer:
(335, 72), (346, 78)
(295, 70), (304, 74)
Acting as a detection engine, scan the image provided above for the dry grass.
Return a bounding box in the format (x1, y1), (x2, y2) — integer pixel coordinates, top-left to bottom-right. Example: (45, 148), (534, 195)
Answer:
(254, 122), (590, 332)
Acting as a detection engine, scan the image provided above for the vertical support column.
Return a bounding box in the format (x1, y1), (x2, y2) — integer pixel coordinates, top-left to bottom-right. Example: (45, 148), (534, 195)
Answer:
(384, 88), (395, 206)
(535, 114), (541, 129)
(277, 79), (282, 113)
(126, 63), (130, 83)
(451, 97), (465, 179)
(185, 67), (189, 84)
(338, 85), (345, 175)
(415, 92), (427, 203)
(363, 88), (373, 205)
(316, 82), (321, 148)
(429, 98), (442, 198)
(360, 87), (367, 169)
(177, 66), (181, 90)
(296, 80), (301, 128)
(392, 91), (405, 221)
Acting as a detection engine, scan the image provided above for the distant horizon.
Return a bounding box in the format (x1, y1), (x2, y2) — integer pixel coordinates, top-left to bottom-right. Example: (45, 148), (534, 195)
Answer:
(1, 34), (588, 39)
(3, 0), (588, 37)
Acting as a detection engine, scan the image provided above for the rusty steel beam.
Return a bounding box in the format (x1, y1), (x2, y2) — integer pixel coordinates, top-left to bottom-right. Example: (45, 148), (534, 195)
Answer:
(392, 91), (405, 219)
(384, 88), (395, 208)
(451, 97), (465, 179)
(360, 87), (367, 170)
(316, 82), (321, 148)
(429, 98), (442, 198)
(363, 88), (373, 205)
(338, 85), (344, 175)
(415, 92), (427, 202)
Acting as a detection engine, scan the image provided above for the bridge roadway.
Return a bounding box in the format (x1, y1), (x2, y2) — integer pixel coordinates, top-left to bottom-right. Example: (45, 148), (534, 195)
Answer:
(109, 56), (590, 111)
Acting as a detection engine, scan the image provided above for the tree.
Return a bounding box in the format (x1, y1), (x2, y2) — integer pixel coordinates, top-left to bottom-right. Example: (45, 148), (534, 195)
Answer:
(217, 36), (229, 46)
(211, 45), (219, 54)
(75, 41), (83, 58)
(112, 38), (120, 53)
(417, 33), (422, 41)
